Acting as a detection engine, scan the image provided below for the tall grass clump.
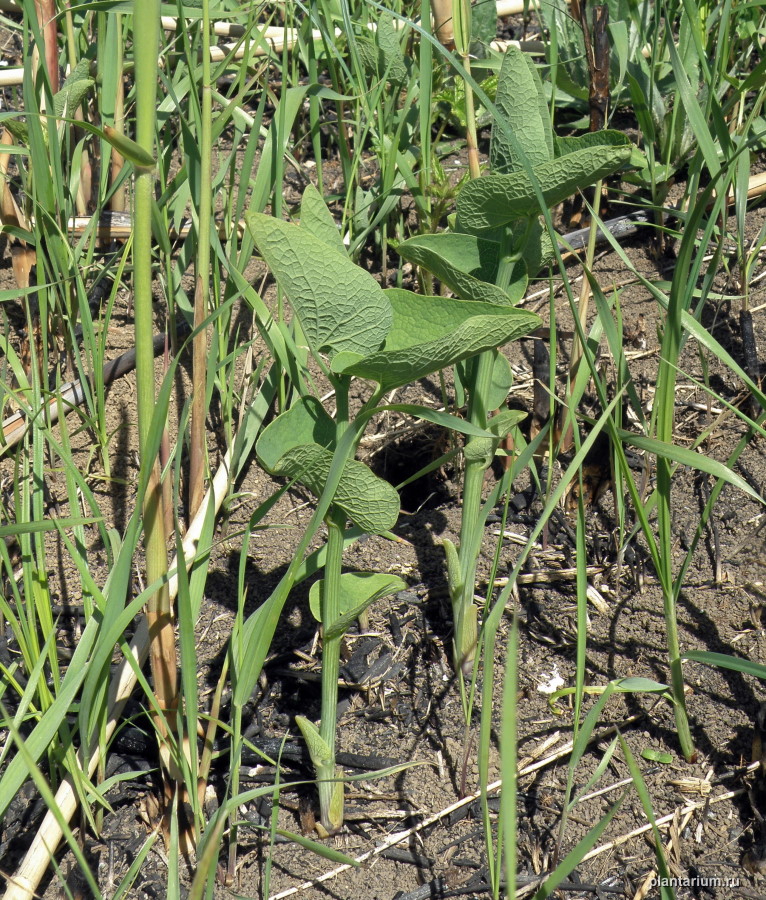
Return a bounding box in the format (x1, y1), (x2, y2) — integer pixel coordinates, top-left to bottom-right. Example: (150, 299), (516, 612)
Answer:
(0, 0), (298, 892)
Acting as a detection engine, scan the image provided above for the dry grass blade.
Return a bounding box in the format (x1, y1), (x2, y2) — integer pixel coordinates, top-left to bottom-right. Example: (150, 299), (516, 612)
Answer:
(582, 787), (742, 866)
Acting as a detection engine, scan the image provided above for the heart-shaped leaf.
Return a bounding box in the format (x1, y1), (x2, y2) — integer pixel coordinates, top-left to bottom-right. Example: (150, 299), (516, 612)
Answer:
(256, 396), (336, 472)
(396, 233), (526, 305)
(456, 144), (633, 232)
(55, 57), (95, 118)
(332, 289), (541, 391)
(270, 443), (400, 535)
(553, 129), (630, 157)
(247, 212), (391, 358)
(554, 129), (646, 171)
(450, 219), (556, 274)
(374, 13), (409, 84)
(309, 572), (406, 639)
(490, 45), (552, 174)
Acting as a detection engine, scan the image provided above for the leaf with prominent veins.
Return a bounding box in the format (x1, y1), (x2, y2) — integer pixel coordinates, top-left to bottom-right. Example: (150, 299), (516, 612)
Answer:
(247, 212), (391, 359)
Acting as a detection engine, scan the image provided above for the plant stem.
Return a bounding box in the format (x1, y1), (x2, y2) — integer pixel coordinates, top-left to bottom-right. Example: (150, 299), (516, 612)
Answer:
(654, 198), (696, 760)
(133, 0), (177, 781)
(455, 358), (491, 673)
(500, 605), (519, 898)
(315, 377), (351, 832)
(189, 0), (213, 521)
(455, 223), (525, 674)
(318, 503), (346, 833)
(459, 59), (481, 181)
(109, 14), (127, 213)
(33, 0), (59, 96)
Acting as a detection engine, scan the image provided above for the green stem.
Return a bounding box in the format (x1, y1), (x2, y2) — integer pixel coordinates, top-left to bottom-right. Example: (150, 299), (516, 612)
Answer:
(318, 504), (346, 833)
(315, 375), (351, 833)
(227, 701), (242, 882)
(133, 2), (160, 513)
(656, 243), (695, 762)
(454, 223), (527, 674)
(307, 2), (323, 192)
(189, 0), (213, 520)
(658, 450), (694, 760)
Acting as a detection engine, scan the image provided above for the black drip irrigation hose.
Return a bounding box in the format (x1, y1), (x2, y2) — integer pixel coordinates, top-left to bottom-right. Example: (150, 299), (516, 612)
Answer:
(1, 319), (192, 449)
(559, 207), (654, 253)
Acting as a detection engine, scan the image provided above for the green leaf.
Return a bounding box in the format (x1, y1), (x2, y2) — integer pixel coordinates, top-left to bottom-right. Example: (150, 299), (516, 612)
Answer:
(247, 213), (391, 359)
(73, 120), (156, 168)
(618, 431), (763, 503)
(0, 516), (101, 538)
(3, 117), (28, 145)
(457, 145), (633, 232)
(520, 217), (556, 276)
(618, 734), (675, 900)
(294, 717), (344, 830)
(553, 129), (631, 157)
(442, 537), (463, 603)
(531, 798), (625, 899)
(667, 18), (716, 175)
(470, 0), (496, 54)
(309, 572), (406, 639)
(613, 677), (670, 693)
(554, 129), (646, 171)
(464, 407), (527, 466)
(490, 45), (552, 174)
(256, 396), (335, 472)
(374, 13), (408, 84)
(295, 715), (333, 770)
(270, 444), (400, 535)
(251, 86), (309, 213)
(397, 232), (526, 305)
(274, 828), (360, 866)
(453, 0), (471, 56)
(332, 288), (540, 391)
(54, 57), (94, 119)
(358, 13), (408, 84)
(453, 218), (555, 274)
(487, 350), (514, 410)
(375, 403), (496, 439)
(641, 749), (673, 764)
(356, 37), (380, 80)
(683, 650), (766, 681)
(299, 184), (347, 256)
